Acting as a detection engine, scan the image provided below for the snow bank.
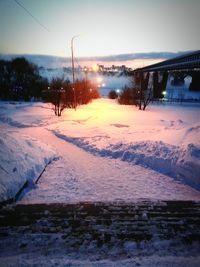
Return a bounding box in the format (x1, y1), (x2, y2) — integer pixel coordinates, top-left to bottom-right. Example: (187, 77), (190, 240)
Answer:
(116, 141), (200, 189)
(0, 99), (199, 202)
(51, 132), (200, 190)
(0, 129), (56, 203)
(48, 99), (200, 190)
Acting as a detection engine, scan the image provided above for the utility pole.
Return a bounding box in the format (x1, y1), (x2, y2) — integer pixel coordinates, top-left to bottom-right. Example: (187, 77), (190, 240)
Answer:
(71, 36), (79, 110)
(84, 66), (88, 90)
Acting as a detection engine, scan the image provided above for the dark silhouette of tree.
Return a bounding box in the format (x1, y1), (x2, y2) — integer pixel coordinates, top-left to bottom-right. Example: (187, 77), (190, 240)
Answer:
(0, 57), (48, 100)
(0, 57), (100, 115)
(43, 77), (72, 116)
(118, 73), (153, 110)
(75, 79), (99, 105)
(108, 90), (118, 99)
(132, 72), (153, 110)
(42, 78), (100, 116)
(118, 86), (138, 105)
(0, 60), (12, 99)
(137, 72), (153, 110)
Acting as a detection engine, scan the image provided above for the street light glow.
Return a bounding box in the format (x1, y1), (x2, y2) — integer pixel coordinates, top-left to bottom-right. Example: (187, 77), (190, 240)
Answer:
(97, 77), (102, 83)
(92, 64), (99, 72)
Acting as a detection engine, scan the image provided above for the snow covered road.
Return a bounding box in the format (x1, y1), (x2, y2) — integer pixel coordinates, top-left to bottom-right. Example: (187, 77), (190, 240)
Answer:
(18, 127), (200, 203)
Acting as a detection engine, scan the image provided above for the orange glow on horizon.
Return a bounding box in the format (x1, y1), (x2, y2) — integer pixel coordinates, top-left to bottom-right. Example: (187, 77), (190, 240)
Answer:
(92, 63), (99, 72)
(78, 58), (165, 70)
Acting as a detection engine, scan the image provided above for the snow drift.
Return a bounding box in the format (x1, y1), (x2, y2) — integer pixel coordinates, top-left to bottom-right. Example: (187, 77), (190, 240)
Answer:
(49, 99), (200, 190)
(0, 99), (199, 203)
(52, 132), (200, 190)
(0, 129), (55, 203)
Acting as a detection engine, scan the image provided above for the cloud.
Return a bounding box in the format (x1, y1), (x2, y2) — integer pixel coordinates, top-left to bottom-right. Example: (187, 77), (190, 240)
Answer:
(0, 51), (193, 68)
(92, 51), (189, 62)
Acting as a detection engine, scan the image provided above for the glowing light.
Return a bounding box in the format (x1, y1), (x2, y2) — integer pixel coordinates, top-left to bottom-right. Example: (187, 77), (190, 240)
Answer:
(92, 64), (99, 72)
(102, 83), (106, 87)
(116, 89), (121, 94)
(162, 91), (167, 96)
(97, 77), (102, 83)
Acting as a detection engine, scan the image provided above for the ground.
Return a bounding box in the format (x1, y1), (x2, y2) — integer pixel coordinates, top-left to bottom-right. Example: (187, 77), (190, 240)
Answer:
(0, 98), (200, 266)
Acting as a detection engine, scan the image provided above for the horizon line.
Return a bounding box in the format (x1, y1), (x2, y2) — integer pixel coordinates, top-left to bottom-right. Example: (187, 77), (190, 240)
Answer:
(0, 50), (194, 62)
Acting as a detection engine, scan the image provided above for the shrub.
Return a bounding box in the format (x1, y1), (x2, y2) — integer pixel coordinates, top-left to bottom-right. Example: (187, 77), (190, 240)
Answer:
(108, 90), (118, 99)
(118, 86), (138, 105)
(42, 78), (100, 116)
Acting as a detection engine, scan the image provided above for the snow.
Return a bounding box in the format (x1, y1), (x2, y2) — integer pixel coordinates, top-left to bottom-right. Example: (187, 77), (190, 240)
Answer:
(0, 98), (200, 266)
(0, 126), (56, 203)
(0, 99), (200, 203)
(48, 99), (200, 190)
(1, 254), (200, 267)
(17, 128), (200, 204)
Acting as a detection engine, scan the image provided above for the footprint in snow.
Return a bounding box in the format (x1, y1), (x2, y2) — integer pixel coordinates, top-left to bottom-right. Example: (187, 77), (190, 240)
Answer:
(110, 123), (130, 128)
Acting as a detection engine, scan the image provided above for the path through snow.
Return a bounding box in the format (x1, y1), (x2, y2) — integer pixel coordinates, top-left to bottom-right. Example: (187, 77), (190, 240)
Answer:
(18, 127), (200, 203)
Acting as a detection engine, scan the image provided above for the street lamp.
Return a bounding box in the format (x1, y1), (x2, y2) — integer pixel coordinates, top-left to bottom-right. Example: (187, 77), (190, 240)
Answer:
(162, 91), (167, 98)
(71, 35), (79, 110)
(84, 67), (88, 82)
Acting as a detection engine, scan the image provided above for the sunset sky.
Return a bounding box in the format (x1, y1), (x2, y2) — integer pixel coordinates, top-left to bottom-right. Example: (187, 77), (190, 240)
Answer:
(0, 0), (199, 67)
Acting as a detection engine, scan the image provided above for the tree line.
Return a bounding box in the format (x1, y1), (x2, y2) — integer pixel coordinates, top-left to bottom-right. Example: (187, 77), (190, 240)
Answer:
(0, 57), (47, 101)
(0, 57), (100, 116)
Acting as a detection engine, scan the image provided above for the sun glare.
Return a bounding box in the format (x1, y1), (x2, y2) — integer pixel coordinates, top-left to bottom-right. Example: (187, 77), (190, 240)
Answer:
(97, 77), (102, 83)
(92, 64), (99, 72)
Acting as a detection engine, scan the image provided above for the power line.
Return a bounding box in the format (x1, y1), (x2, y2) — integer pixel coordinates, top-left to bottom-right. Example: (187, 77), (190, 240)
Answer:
(14, 0), (49, 32)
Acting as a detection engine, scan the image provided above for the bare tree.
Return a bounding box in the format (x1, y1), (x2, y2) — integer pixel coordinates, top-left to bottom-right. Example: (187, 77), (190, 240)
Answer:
(138, 72), (154, 110)
(134, 72), (153, 110)
(138, 86), (153, 110)
(43, 77), (72, 116)
(42, 77), (100, 116)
